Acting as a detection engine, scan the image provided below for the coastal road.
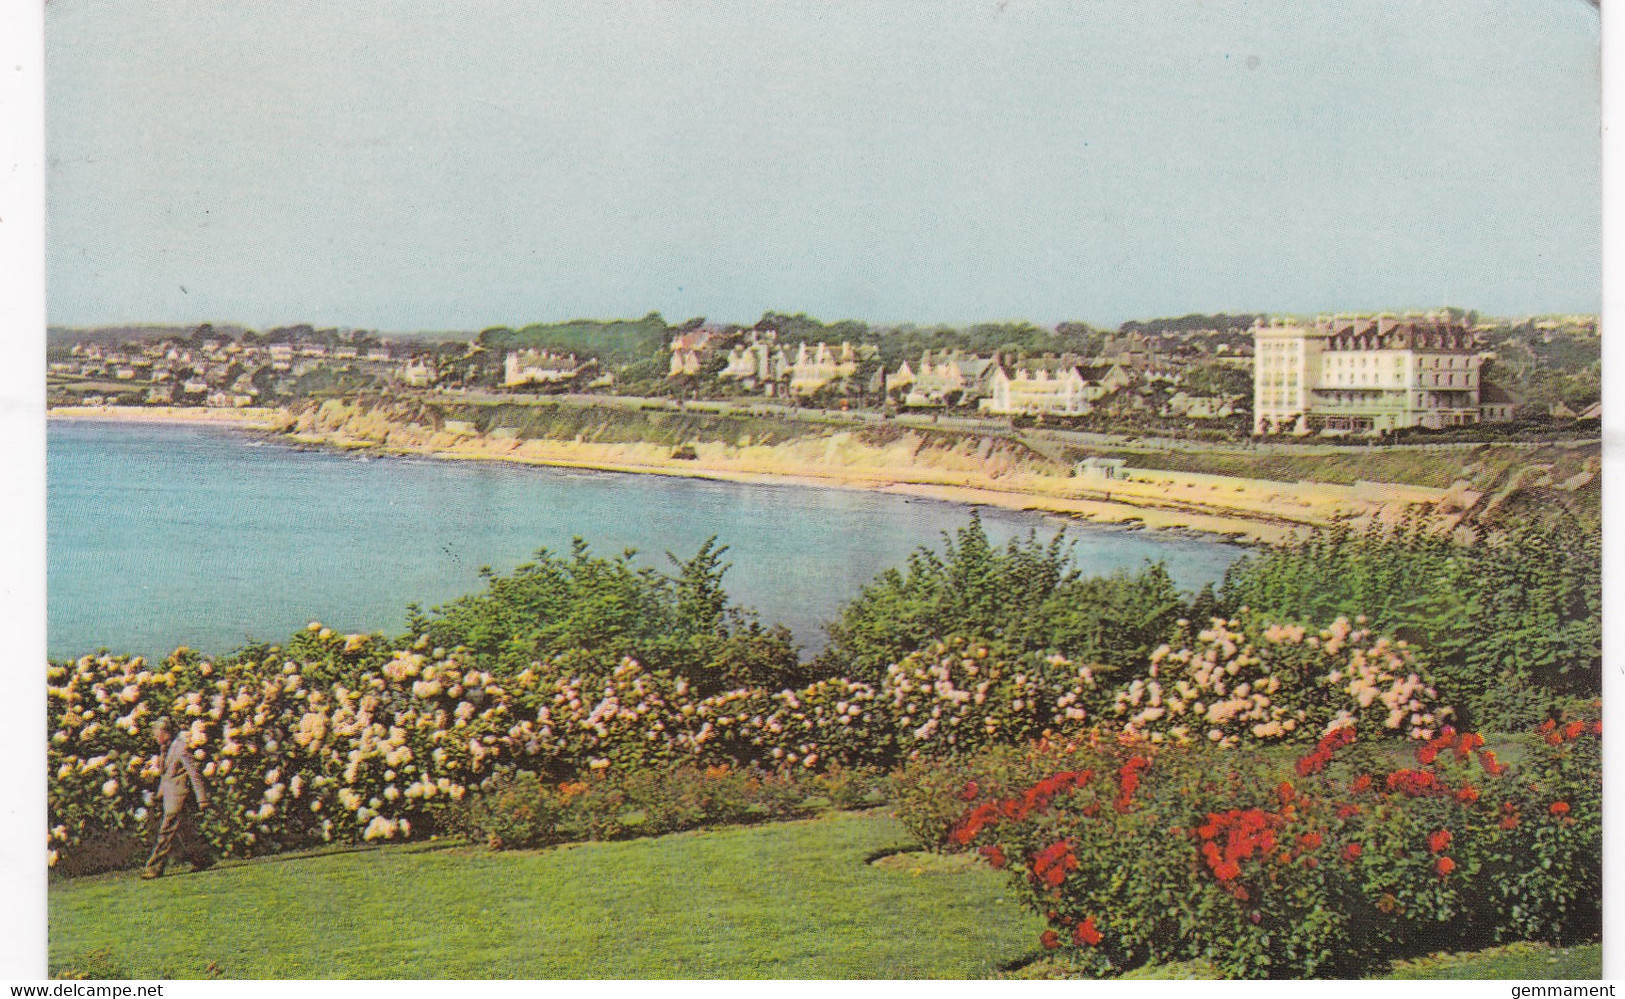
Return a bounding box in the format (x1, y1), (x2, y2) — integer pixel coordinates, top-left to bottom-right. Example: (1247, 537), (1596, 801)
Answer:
(409, 388), (1596, 456)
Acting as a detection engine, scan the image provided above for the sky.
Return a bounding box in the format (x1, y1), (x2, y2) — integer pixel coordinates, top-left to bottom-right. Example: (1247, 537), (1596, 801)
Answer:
(44, 0), (1601, 331)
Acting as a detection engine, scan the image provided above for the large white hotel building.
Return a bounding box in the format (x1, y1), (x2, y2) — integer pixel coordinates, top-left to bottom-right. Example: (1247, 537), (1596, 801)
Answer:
(1253, 314), (1489, 435)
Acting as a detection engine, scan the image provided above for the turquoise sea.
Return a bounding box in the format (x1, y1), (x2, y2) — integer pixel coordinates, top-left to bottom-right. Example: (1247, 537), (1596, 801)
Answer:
(47, 419), (1245, 661)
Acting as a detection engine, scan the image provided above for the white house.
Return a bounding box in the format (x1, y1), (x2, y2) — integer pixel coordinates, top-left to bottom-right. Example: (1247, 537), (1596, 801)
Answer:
(503, 350), (583, 387)
(979, 362), (1127, 416)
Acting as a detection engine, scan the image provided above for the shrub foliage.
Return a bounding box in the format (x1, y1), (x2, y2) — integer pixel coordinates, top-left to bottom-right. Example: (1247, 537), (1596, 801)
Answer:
(1220, 517), (1600, 730)
(897, 712), (1601, 978)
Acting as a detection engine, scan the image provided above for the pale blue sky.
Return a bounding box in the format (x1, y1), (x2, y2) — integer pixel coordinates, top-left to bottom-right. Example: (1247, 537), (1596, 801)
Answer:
(45, 0), (1600, 330)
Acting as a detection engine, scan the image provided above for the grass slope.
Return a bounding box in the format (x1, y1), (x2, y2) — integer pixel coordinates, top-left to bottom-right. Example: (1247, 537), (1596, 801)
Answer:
(50, 810), (1042, 979)
(1379, 943), (1602, 980)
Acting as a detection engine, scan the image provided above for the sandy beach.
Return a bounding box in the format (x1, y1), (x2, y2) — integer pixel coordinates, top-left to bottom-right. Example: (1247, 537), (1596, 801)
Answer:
(51, 404), (1468, 546)
(49, 405), (293, 431)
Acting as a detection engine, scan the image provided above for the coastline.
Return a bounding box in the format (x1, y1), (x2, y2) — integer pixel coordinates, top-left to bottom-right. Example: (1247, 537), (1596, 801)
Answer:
(49, 404), (1466, 546)
(330, 442), (1291, 544)
(49, 405), (293, 431)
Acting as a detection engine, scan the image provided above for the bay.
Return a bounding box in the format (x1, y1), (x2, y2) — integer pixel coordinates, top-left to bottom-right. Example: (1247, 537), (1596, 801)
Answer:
(47, 419), (1245, 661)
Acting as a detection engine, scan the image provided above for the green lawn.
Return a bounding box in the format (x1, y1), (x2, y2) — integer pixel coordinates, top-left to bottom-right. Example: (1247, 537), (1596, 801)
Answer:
(49, 809), (1603, 980)
(49, 810), (1043, 979)
(1380, 943), (1603, 980)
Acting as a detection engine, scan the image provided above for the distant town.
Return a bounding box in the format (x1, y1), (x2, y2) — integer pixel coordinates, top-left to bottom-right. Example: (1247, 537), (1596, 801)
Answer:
(47, 310), (1600, 441)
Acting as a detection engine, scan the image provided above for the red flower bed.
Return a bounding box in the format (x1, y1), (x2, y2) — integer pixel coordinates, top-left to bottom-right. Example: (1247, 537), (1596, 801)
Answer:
(909, 710), (1601, 979)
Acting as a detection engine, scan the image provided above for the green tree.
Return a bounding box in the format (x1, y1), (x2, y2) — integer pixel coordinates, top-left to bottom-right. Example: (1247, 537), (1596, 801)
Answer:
(818, 511), (1188, 689)
(415, 537), (800, 694)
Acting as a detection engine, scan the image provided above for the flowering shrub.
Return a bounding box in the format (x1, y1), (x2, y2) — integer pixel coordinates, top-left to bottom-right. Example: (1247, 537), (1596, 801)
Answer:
(882, 637), (1100, 759)
(902, 713), (1600, 978)
(44, 608), (1538, 932)
(48, 631), (1098, 871)
(1218, 517), (1601, 733)
(892, 741), (1087, 852)
(1113, 614), (1453, 747)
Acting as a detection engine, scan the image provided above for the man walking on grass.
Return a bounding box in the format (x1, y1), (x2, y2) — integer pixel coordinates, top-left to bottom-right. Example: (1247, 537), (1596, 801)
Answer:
(140, 717), (215, 879)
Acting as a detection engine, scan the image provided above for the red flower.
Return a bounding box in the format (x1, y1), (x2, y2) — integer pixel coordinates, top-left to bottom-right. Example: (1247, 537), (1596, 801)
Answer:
(1297, 727), (1357, 776)
(1350, 774), (1373, 793)
(1197, 808), (1284, 883)
(1546, 731), (1564, 746)
(1387, 769), (1449, 797)
(1073, 916), (1102, 946)
(1456, 784), (1480, 804)
(957, 780), (980, 802)
(1341, 842), (1363, 862)
(950, 802), (1000, 845)
(1455, 732), (1485, 760)
(1114, 757), (1150, 812)
(1415, 745), (1439, 766)
(1592, 720), (1603, 736)
(1428, 829), (1452, 854)
(978, 844), (1007, 869)
(1031, 840), (1079, 888)
(1299, 831), (1323, 851)
(1040, 930), (1062, 950)
(1499, 815), (1519, 830)
(1435, 856), (1456, 877)
(1477, 750), (1508, 777)
(1337, 804), (1360, 819)
(1564, 721), (1586, 741)
(1539, 719), (1557, 733)
(1550, 801), (1570, 816)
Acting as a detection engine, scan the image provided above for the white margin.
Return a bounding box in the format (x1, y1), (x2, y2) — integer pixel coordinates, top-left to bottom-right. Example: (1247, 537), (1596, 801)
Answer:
(0, 0), (50, 982)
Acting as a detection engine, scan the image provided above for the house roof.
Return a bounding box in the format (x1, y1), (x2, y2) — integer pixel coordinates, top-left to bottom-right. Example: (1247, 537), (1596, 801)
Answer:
(669, 330), (715, 352)
(1073, 364), (1125, 384)
(953, 357), (994, 379)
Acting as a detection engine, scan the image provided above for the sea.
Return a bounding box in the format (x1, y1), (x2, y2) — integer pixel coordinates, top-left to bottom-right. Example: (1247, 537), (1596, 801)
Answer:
(47, 419), (1246, 661)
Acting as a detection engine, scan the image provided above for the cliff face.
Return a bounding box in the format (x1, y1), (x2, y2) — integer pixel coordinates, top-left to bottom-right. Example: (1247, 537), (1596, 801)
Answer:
(293, 398), (1067, 483)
